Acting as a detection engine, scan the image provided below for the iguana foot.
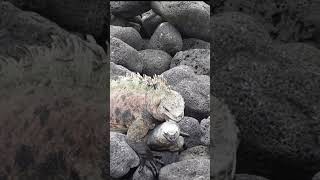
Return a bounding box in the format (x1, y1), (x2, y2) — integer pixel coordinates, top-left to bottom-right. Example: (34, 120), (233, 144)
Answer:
(129, 141), (164, 177)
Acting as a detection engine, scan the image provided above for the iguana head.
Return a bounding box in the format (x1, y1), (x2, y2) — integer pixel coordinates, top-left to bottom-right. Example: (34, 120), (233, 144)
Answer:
(158, 90), (185, 122)
(160, 121), (180, 143)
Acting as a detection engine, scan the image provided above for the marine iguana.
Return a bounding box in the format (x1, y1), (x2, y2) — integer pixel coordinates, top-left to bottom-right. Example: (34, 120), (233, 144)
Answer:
(110, 73), (186, 177)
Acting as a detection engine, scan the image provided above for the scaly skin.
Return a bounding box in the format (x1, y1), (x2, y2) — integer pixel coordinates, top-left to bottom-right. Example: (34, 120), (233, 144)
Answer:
(110, 73), (185, 177)
(110, 73), (185, 140)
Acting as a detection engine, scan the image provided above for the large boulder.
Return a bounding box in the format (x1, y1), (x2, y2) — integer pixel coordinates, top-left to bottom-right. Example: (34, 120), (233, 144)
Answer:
(162, 66), (210, 119)
(139, 49), (172, 75)
(211, 11), (272, 71)
(0, 3), (108, 180)
(6, 0), (109, 42)
(158, 159), (210, 180)
(0, 1), (108, 90)
(110, 36), (143, 73)
(110, 1), (150, 19)
(170, 49), (210, 75)
(213, 43), (320, 179)
(148, 22), (183, 55)
(110, 132), (140, 178)
(110, 25), (143, 50)
(151, 1), (210, 40)
(212, 96), (239, 180)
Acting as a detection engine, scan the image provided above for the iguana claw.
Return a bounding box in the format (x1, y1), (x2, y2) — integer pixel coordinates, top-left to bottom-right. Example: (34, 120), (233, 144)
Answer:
(129, 141), (163, 177)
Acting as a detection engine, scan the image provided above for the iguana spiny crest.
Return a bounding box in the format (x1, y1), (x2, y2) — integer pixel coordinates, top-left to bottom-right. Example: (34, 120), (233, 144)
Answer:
(110, 73), (185, 123)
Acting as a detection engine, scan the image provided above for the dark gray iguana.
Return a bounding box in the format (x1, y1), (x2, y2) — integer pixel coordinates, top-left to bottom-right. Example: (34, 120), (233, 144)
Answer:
(110, 73), (187, 177)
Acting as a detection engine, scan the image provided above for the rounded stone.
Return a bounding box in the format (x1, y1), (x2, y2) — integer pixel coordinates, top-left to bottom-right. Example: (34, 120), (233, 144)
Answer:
(110, 1), (150, 18)
(171, 49), (210, 75)
(182, 38), (210, 50)
(178, 145), (209, 161)
(110, 25), (143, 50)
(161, 65), (197, 86)
(110, 132), (140, 178)
(313, 171), (320, 180)
(211, 12), (271, 71)
(200, 117), (210, 146)
(177, 116), (202, 148)
(158, 159), (210, 180)
(141, 9), (164, 37)
(212, 96), (239, 180)
(110, 62), (133, 81)
(139, 49), (172, 75)
(213, 44), (320, 179)
(175, 77), (210, 120)
(110, 36), (143, 72)
(148, 22), (183, 55)
(151, 1), (210, 40)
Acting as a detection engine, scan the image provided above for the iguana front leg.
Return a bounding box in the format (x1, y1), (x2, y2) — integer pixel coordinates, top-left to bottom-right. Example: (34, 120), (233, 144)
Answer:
(126, 117), (163, 177)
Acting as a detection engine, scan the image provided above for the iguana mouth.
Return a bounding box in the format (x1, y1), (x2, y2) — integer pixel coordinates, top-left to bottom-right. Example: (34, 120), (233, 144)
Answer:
(164, 132), (178, 143)
(164, 112), (183, 122)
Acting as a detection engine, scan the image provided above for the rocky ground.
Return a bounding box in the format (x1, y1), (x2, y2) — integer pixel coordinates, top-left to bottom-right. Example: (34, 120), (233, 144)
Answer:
(110, 1), (210, 180)
(0, 1), (108, 180)
(1, 0), (320, 180)
(212, 0), (320, 180)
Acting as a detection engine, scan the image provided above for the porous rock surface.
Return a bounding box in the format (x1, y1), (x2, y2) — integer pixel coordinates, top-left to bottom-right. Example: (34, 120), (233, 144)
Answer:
(0, 2), (108, 180)
(212, 10), (320, 180)
(212, 96), (239, 180)
(110, 132), (140, 178)
(110, 25), (143, 50)
(158, 159), (210, 180)
(182, 38), (210, 50)
(151, 1), (210, 40)
(5, 0), (109, 43)
(148, 22), (183, 55)
(139, 49), (172, 75)
(170, 49), (210, 75)
(110, 36), (143, 73)
(109, 2), (211, 179)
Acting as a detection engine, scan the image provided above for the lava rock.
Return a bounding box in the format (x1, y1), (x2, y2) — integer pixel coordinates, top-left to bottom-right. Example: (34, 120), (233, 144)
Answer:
(110, 132), (140, 178)
(162, 66), (210, 119)
(0, 1), (108, 89)
(171, 49), (210, 75)
(178, 145), (209, 161)
(110, 1), (150, 19)
(153, 151), (180, 166)
(6, 0), (109, 42)
(139, 49), (172, 75)
(200, 117), (210, 146)
(110, 36), (143, 72)
(110, 62), (133, 80)
(132, 166), (154, 180)
(276, 42), (320, 68)
(148, 22), (183, 55)
(212, 96), (239, 180)
(141, 38), (150, 50)
(178, 117), (202, 148)
(182, 38), (210, 50)
(313, 171), (320, 180)
(110, 13), (142, 32)
(235, 174), (271, 180)
(159, 159), (210, 180)
(211, 12), (272, 71)
(213, 42), (320, 178)
(141, 9), (164, 37)
(110, 25), (143, 50)
(175, 77), (210, 119)
(151, 1), (210, 40)
(161, 65), (197, 85)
